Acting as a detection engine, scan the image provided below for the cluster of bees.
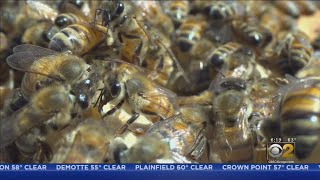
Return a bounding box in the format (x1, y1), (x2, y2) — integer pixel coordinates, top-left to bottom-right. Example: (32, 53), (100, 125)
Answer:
(0, 0), (319, 164)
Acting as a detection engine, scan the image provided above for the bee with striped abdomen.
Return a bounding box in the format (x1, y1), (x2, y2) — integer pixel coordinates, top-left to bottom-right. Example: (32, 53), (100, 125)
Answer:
(275, 30), (314, 75)
(161, 0), (190, 27)
(49, 22), (106, 56)
(231, 19), (273, 49)
(175, 15), (207, 52)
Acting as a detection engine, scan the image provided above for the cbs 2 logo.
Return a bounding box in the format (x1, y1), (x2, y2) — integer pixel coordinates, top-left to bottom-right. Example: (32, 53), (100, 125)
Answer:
(268, 143), (295, 158)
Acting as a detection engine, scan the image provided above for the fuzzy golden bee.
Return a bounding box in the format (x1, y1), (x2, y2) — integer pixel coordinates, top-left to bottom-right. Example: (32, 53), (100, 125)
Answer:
(211, 77), (254, 163)
(0, 84), (72, 152)
(100, 62), (179, 136)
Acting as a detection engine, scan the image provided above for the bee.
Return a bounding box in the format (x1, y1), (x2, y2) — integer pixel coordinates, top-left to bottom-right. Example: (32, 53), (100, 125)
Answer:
(141, 26), (189, 88)
(51, 120), (111, 163)
(273, 0), (316, 18)
(133, 0), (174, 37)
(108, 136), (171, 163)
(207, 42), (242, 69)
(249, 78), (280, 119)
(262, 79), (320, 160)
(100, 62), (179, 136)
(22, 20), (59, 47)
(0, 84), (72, 150)
(169, 39), (215, 95)
(275, 30), (314, 75)
(211, 78), (254, 162)
(175, 15), (207, 52)
(161, 0), (190, 27)
(231, 19), (273, 49)
(5, 45), (89, 114)
(95, 0), (149, 65)
(202, 1), (245, 22)
(142, 29), (175, 87)
(49, 22), (107, 56)
(147, 105), (208, 161)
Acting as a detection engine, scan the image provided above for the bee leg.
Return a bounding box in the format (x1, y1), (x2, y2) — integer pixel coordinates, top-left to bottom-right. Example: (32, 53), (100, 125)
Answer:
(94, 8), (111, 26)
(94, 88), (105, 109)
(32, 140), (52, 163)
(102, 99), (125, 117)
(115, 113), (140, 137)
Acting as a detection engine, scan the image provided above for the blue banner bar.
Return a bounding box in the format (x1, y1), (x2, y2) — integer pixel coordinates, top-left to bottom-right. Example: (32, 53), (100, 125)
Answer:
(0, 164), (319, 171)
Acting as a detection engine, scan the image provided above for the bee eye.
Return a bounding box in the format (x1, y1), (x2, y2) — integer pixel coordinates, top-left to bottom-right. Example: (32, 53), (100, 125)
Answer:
(55, 16), (70, 28)
(110, 80), (121, 97)
(210, 54), (224, 67)
(70, 0), (84, 8)
(116, 2), (124, 15)
(78, 94), (89, 109)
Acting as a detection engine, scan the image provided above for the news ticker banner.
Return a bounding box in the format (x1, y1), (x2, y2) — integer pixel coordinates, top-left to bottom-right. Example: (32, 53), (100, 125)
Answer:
(0, 164), (319, 171)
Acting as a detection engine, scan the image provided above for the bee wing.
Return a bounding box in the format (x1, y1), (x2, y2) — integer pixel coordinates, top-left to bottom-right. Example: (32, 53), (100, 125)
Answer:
(146, 114), (181, 136)
(26, 0), (58, 22)
(7, 44), (57, 72)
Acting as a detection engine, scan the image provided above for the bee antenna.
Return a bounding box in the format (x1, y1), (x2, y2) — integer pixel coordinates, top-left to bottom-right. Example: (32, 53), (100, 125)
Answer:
(132, 15), (150, 41)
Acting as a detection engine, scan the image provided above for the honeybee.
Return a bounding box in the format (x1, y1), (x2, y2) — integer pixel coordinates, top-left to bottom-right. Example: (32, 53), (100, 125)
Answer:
(51, 119), (111, 163)
(0, 84), (72, 151)
(249, 78), (280, 119)
(95, 0), (149, 65)
(141, 26), (189, 88)
(161, 0), (190, 27)
(296, 60), (320, 79)
(49, 22), (107, 56)
(261, 79), (320, 160)
(22, 20), (59, 47)
(211, 77), (254, 162)
(201, 0), (245, 22)
(108, 136), (170, 163)
(175, 15), (207, 52)
(273, 0), (317, 18)
(6, 44), (90, 100)
(147, 105), (208, 161)
(133, 0), (174, 36)
(169, 39), (215, 95)
(231, 19), (273, 49)
(100, 61), (179, 135)
(207, 42), (242, 68)
(275, 30), (314, 75)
